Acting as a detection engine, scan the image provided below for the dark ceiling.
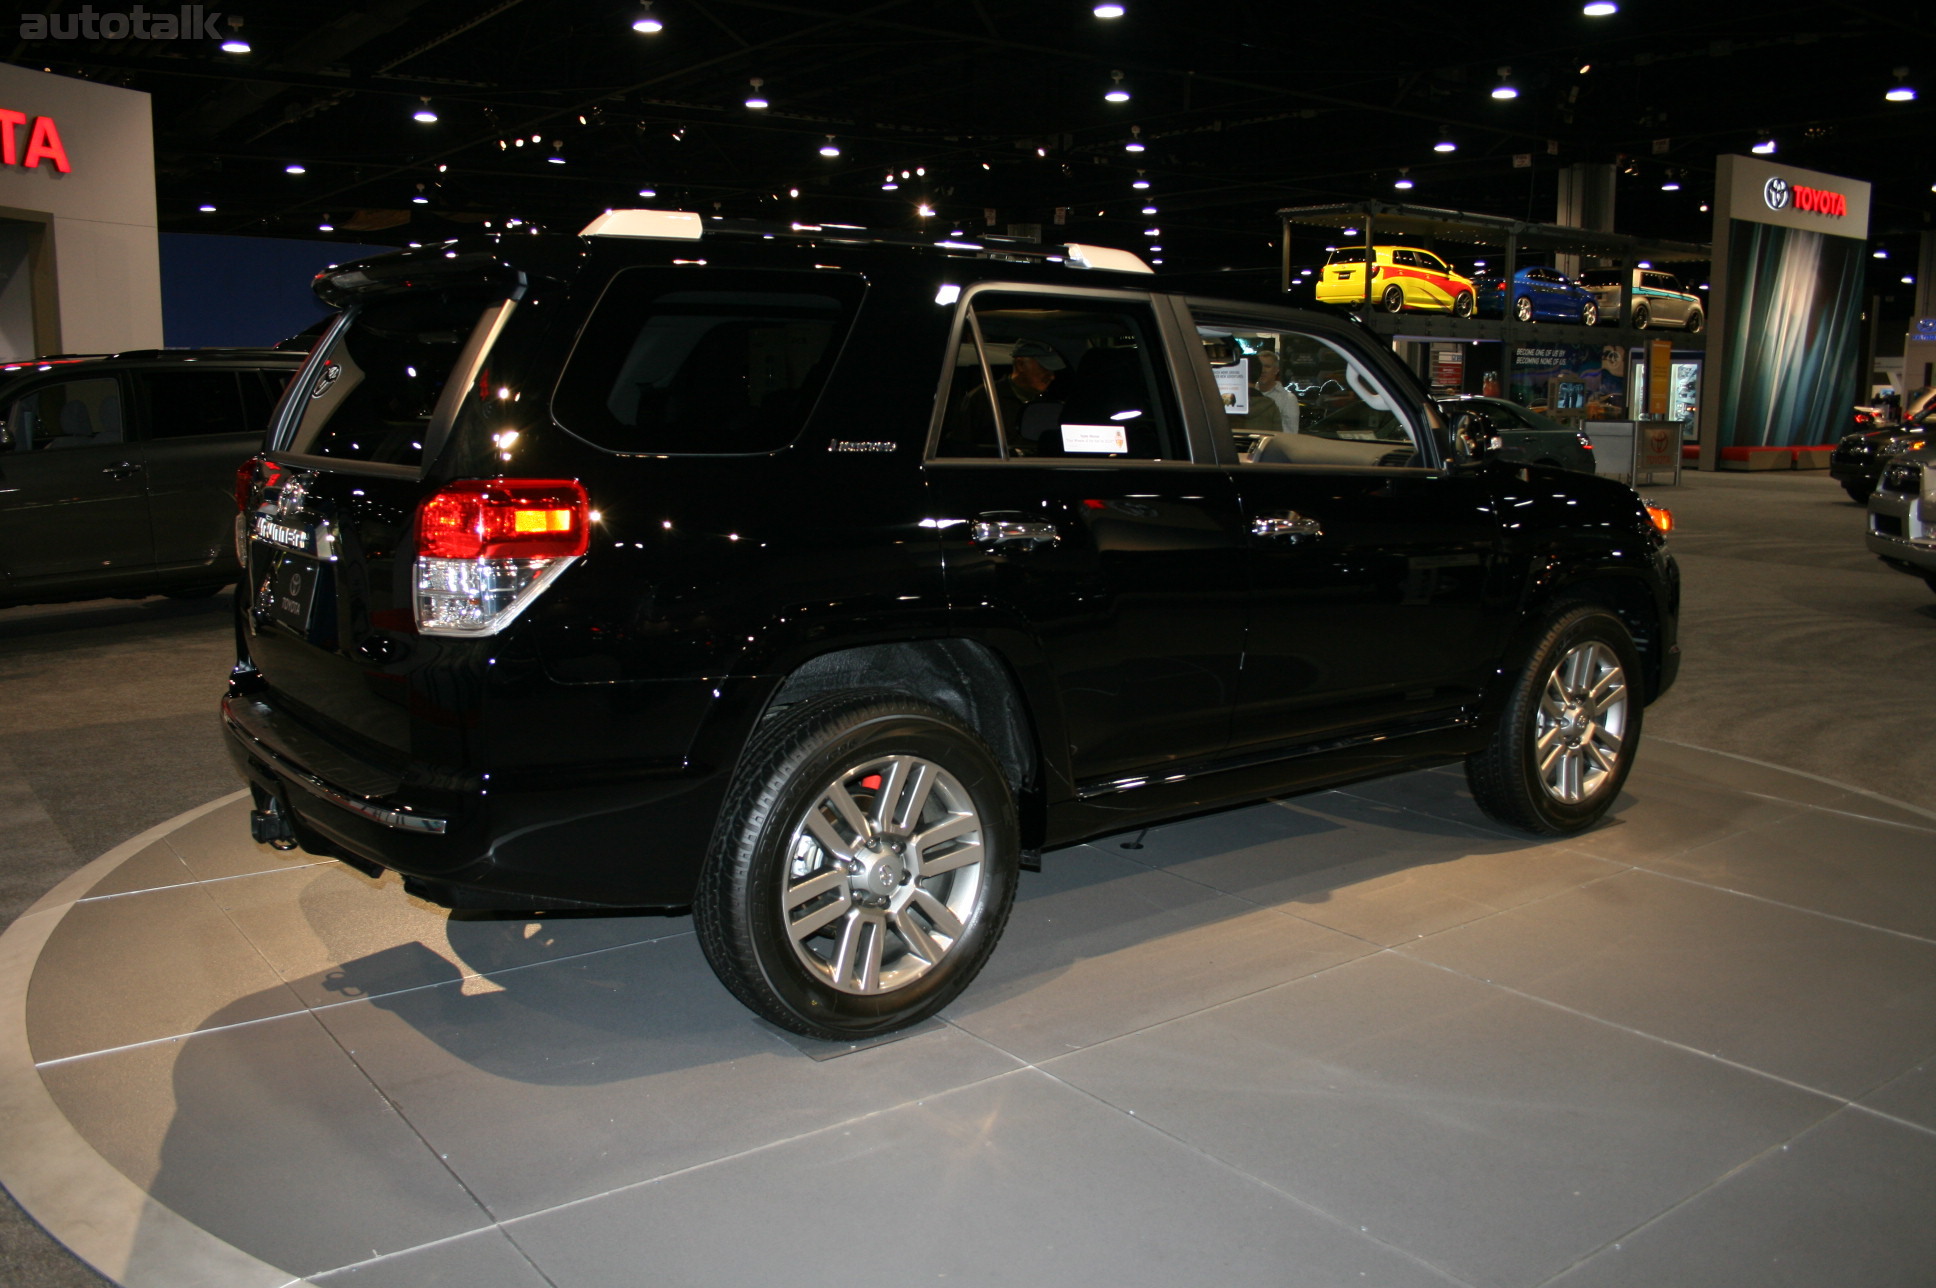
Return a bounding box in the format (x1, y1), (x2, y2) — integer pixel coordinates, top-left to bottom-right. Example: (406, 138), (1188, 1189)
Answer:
(10, 0), (1933, 302)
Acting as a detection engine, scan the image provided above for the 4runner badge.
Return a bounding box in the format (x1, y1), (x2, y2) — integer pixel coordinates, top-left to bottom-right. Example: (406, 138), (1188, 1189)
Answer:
(829, 440), (897, 453)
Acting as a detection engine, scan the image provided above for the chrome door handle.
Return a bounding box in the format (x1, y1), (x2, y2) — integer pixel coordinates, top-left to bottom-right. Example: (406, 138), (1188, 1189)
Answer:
(1252, 512), (1323, 540)
(972, 518), (1059, 550)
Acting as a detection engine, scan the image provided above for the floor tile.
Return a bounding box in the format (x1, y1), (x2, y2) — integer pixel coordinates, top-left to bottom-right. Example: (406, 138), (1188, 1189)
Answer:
(308, 1227), (550, 1287)
(1858, 1060), (1936, 1133)
(1402, 868), (1936, 1098)
(204, 862), (680, 1009)
(26, 882), (304, 1062)
(1547, 1108), (1936, 1288)
(507, 1068), (1468, 1288)
(312, 933), (1021, 1219)
(1124, 793), (1596, 947)
(81, 838), (196, 899)
(944, 845), (1372, 1061)
(37, 1011), (490, 1277)
(1048, 952), (1833, 1288)
(1636, 804), (1936, 940)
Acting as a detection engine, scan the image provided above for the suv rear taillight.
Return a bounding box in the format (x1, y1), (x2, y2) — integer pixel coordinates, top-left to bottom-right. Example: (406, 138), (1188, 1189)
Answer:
(414, 479), (590, 636)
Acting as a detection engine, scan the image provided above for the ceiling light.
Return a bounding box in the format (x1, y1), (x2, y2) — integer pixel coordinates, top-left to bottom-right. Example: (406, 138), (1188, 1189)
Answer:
(1699, 202), (1711, 212)
(1144, 226), (1160, 236)
(1434, 131), (1457, 153)
(1874, 248), (1889, 258)
(1582, 1), (1617, 14)
(917, 203), (934, 217)
(1904, 275), (1916, 285)
(413, 96), (438, 124)
(1393, 168), (1414, 190)
(546, 141), (566, 163)
(1105, 70), (1131, 103)
(1751, 134), (1776, 155)
(1886, 67), (1916, 102)
(1661, 179), (1680, 191)
(1342, 226), (1359, 235)
(412, 184), (430, 205)
(632, 2), (663, 33)
(1141, 204), (1157, 214)
(882, 175), (899, 190)
(788, 187), (800, 198)
(1094, 3), (1125, 16)
(318, 219), (334, 232)
(198, 203), (216, 212)
(1132, 171), (1150, 190)
(1492, 67), (1518, 100)
(284, 163), (305, 175)
(1124, 125), (1146, 154)
(219, 16), (248, 52)
(819, 135), (840, 158)
(745, 77), (768, 109)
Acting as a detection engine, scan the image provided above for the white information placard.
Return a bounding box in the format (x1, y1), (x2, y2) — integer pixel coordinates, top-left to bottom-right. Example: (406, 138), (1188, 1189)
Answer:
(1061, 423), (1129, 454)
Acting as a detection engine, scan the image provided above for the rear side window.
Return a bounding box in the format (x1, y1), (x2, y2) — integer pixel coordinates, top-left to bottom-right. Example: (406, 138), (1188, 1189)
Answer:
(283, 292), (499, 467)
(137, 369), (248, 439)
(552, 268), (862, 454)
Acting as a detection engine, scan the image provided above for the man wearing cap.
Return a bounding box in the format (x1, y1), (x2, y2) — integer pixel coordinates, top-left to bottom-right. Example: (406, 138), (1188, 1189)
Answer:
(959, 338), (1066, 454)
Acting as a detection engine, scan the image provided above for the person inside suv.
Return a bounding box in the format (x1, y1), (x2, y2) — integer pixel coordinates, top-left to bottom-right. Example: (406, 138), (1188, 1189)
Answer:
(957, 336), (1066, 453)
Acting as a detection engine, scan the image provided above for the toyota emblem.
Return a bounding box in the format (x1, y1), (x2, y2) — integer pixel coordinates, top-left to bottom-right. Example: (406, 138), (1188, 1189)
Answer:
(1763, 176), (1791, 211)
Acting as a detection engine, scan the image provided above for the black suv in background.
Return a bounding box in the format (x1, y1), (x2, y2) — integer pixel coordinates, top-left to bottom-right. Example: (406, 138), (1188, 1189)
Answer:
(226, 213), (1680, 1038)
(0, 348), (303, 607)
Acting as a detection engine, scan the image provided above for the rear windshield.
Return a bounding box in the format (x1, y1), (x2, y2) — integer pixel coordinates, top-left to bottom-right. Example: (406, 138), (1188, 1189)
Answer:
(282, 291), (500, 467)
(1327, 248), (1368, 265)
(552, 267), (863, 454)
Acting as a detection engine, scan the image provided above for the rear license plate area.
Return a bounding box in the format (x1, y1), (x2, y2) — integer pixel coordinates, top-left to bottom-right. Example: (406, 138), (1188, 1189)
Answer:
(268, 552), (321, 634)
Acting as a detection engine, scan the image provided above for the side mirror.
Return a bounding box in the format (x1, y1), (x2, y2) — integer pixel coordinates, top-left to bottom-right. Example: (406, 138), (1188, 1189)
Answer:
(1453, 410), (1498, 461)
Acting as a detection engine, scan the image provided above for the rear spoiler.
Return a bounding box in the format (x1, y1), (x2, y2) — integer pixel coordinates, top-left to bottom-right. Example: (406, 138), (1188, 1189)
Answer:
(313, 247), (529, 309)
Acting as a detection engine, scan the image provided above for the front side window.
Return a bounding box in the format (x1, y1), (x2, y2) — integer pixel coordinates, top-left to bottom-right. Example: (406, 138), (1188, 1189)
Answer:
(1191, 316), (1426, 469)
(934, 292), (1183, 461)
(552, 268), (862, 454)
(1, 377), (122, 451)
(283, 292), (503, 467)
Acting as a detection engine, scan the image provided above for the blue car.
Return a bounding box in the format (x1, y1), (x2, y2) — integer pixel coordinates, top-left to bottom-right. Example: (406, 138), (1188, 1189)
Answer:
(1472, 266), (1600, 326)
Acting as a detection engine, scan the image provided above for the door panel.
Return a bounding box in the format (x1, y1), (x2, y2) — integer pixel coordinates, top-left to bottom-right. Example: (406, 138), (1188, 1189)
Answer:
(135, 368), (259, 570)
(0, 374), (151, 585)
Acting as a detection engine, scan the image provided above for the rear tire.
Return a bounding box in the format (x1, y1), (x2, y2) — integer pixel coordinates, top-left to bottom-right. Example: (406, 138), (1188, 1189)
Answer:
(1467, 604), (1643, 835)
(1685, 310), (1704, 334)
(694, 691), (1019, 1039)
(1453, 291), (1475, 318)
(1632, 304), (1651, 330)
(1580, 301), (1600, 327)
(1381, 284), (1406, 313)
(1513, 295), (1534, 323)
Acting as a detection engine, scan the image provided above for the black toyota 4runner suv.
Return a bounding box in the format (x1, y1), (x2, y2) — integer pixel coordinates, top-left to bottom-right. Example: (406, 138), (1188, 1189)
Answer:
(225, 211), (1679, 1038)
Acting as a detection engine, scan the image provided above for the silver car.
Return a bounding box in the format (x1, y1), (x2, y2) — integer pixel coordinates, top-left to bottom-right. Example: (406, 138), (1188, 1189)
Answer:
(1578, 269), (1705, 332)
(1866, 446), (1936, 595)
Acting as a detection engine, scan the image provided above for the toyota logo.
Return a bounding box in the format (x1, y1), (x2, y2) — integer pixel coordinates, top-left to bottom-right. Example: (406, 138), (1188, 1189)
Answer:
(1763, 176), (1791, 211)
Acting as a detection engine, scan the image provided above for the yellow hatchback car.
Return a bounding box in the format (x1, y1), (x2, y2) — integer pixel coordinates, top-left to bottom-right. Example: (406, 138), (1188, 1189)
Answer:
(1317, 245), (1476, 316)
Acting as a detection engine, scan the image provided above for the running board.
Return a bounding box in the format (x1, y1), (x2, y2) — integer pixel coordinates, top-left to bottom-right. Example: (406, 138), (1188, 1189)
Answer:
(1073, 715), (1474, 801)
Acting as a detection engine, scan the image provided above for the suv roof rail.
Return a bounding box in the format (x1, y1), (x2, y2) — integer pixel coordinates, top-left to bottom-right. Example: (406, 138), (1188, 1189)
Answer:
(578, 208), (1153, 274)
(104, 347), (298, 362)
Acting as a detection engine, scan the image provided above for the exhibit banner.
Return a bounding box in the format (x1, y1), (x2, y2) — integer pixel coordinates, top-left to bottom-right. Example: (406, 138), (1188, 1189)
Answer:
(1699, 155), (1870, 460)
(1509, 343), (1623, 420)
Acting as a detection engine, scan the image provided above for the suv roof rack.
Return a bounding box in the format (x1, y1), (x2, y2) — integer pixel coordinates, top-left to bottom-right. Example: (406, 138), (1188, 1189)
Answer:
(577, 208), (1153, 274)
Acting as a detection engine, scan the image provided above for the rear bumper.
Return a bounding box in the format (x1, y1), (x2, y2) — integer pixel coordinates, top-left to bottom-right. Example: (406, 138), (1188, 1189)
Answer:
(221, 679), (755, 909)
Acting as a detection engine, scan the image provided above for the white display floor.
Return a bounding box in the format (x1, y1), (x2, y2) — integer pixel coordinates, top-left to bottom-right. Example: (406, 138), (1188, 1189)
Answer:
(4, 742), (1934, 1288)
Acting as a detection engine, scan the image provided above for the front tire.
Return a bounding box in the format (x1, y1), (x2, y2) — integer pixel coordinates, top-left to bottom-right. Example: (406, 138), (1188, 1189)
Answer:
(1467, 605), (1643, 835)
(694, 691), (1019, 1038)
(1381, 284), (1407, 313)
